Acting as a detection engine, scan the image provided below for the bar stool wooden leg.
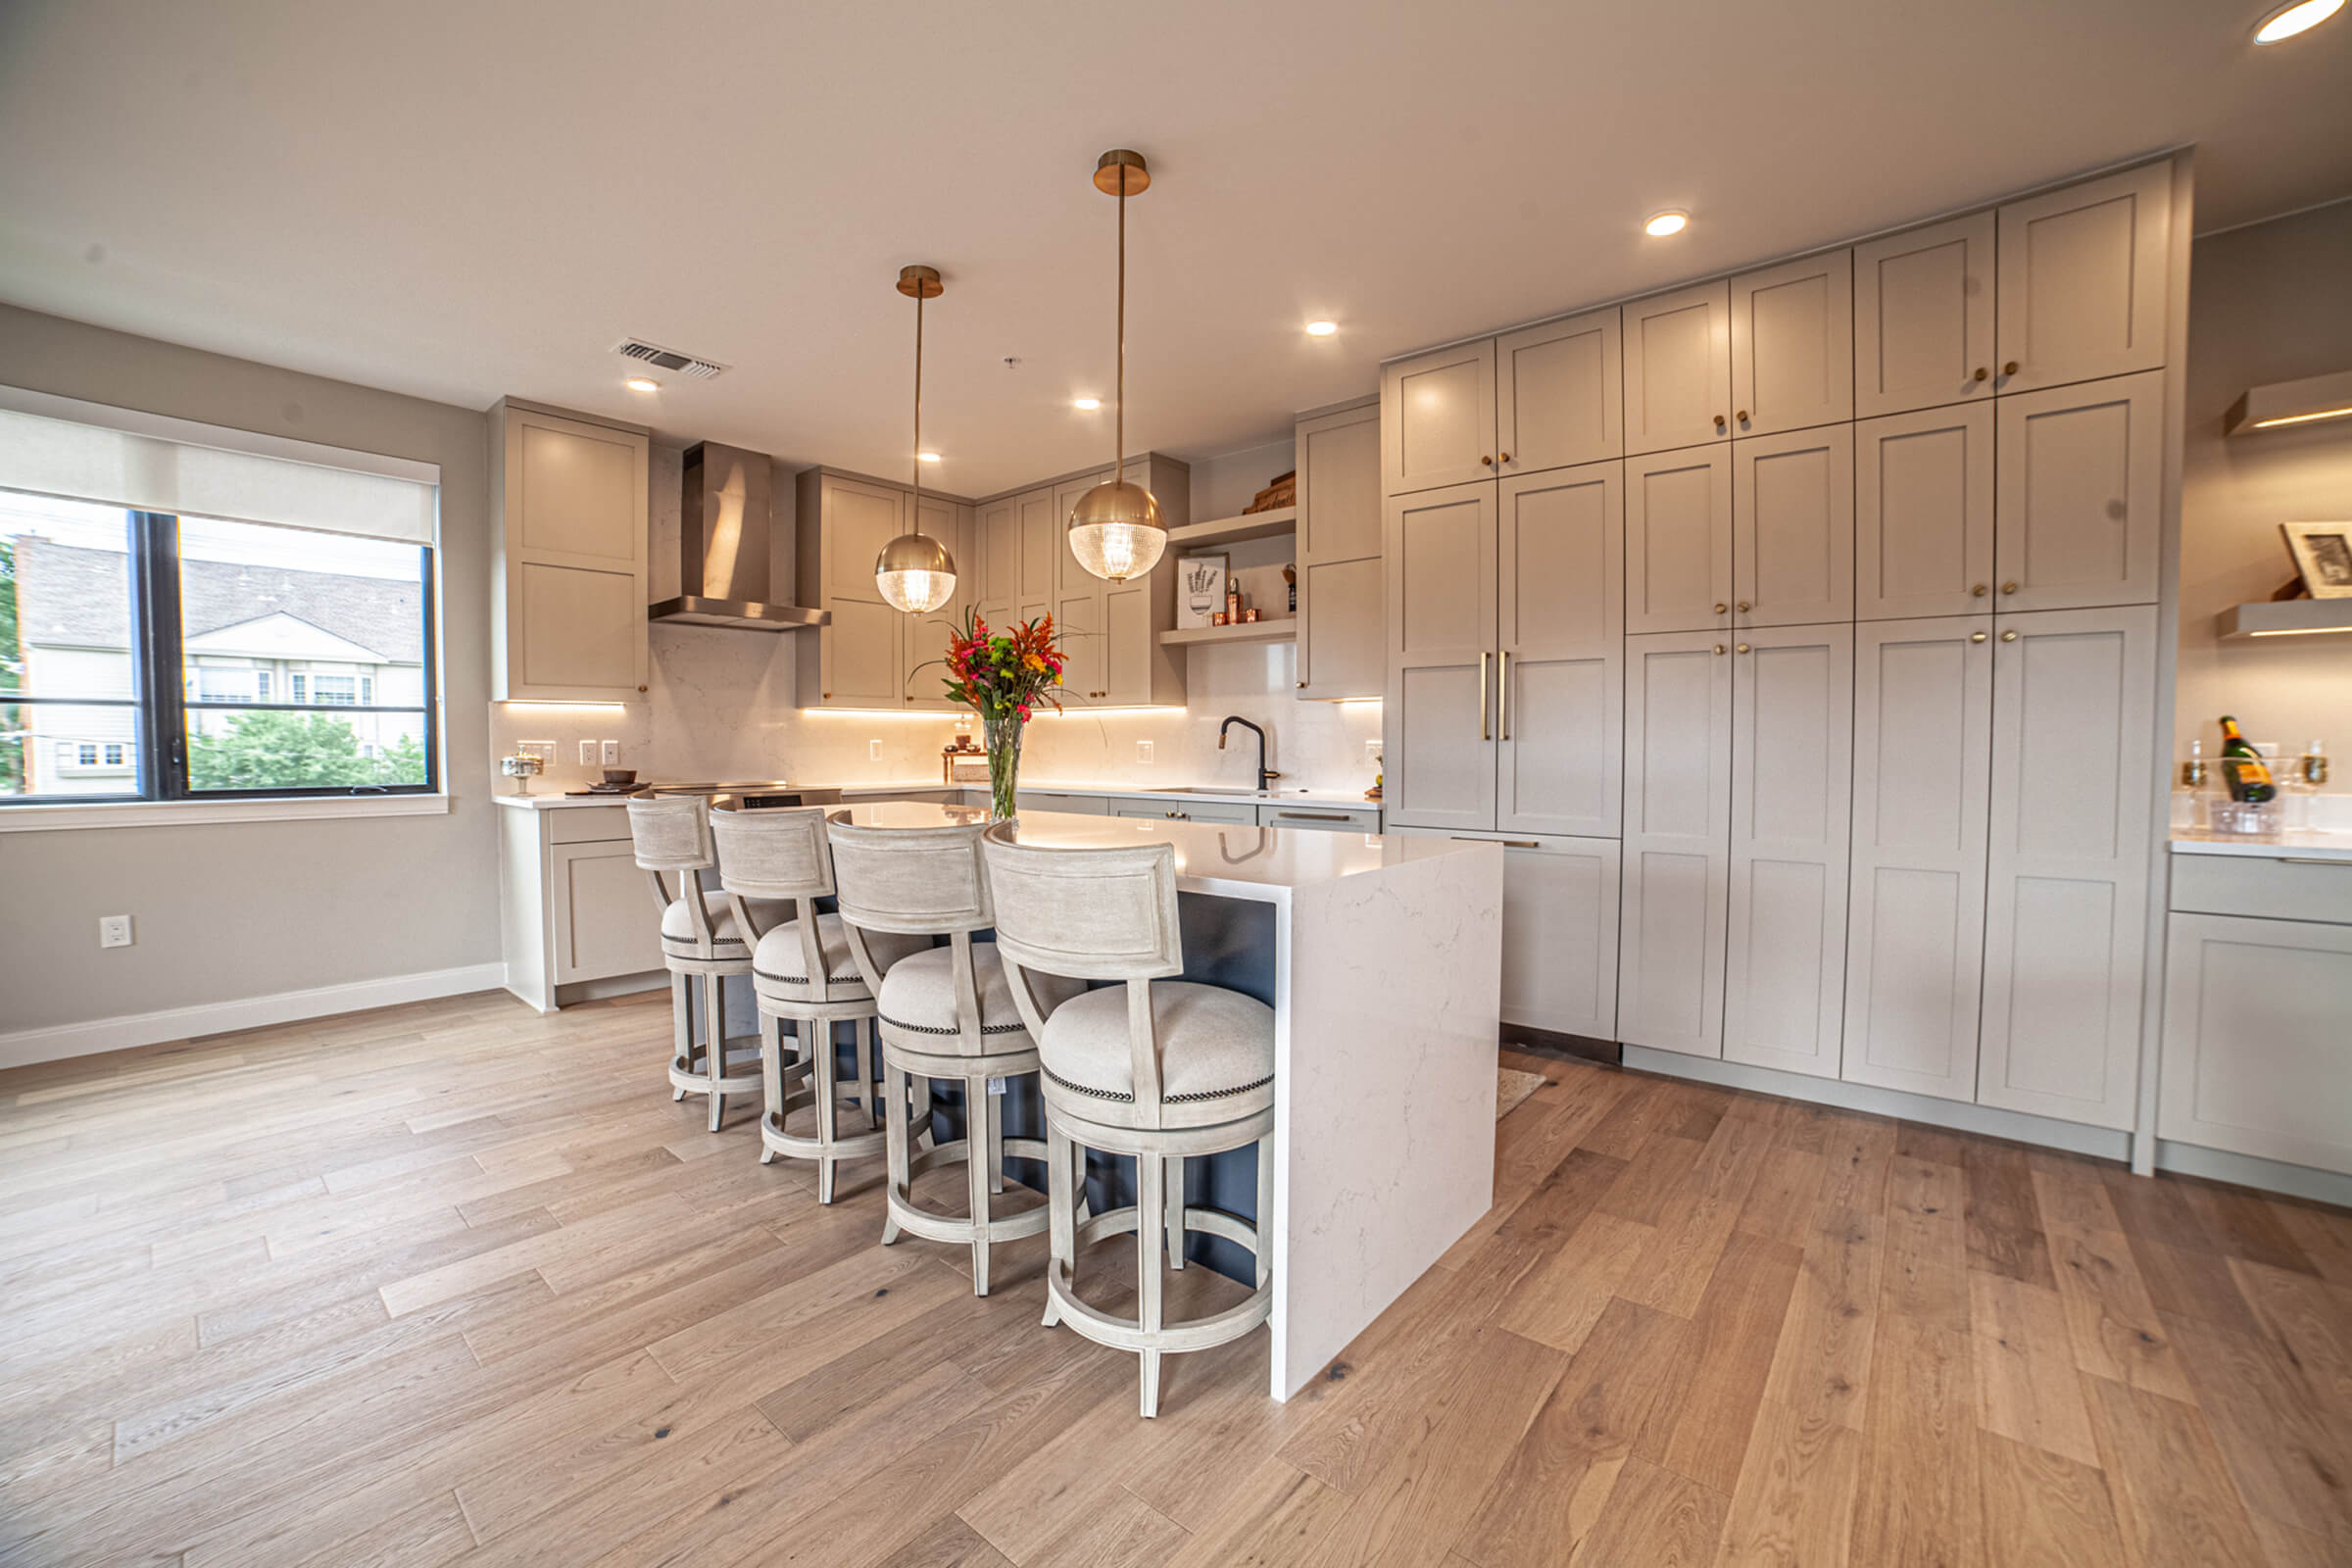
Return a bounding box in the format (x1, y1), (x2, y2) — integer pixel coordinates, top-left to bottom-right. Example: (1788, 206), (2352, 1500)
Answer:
(1166, 1155), (1186, 1270)
(814, 1022), (844, 1203)
(1136, 1152), (1166, 1419)
(881, 1061), (911, 1246)
(1043, 1123), (1075, 1328)
(1255, 1134), (1275, 1288)
(700, 972), (726, 1132)
(758, 1013), (783, 1165)
(965, 1073), (994, 1297)
(862, 1019), (886, 1132)
(669, 974), (691, 1102)
(986, 1081), (1005, 1196)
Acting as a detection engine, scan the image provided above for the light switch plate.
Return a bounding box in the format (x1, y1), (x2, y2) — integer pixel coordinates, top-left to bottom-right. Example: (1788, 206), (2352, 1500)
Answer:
(578, 740), (598, 765)
(869, 739), (882, 761)
(1136, 740), (1153, 763)
(601, 741), (621, 765)
(517, 741), (556, 763)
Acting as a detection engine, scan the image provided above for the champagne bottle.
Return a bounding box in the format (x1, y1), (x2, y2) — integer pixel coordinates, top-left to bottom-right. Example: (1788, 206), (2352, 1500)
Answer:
(2218, 715), (2277, 804)
(2305, 740), (2329, 787)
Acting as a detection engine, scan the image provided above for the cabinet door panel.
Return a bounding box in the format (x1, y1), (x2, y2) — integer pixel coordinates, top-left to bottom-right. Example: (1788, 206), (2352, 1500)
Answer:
(824, 478), (906, 604)
(1626, 448), (1733, 634)
(1996, 163), (2171, 393)
(1624, 282), (1732, 456)
(1842, 616), (1992, 1101)
(1618, 631), (1732, 1057)
(552, 844), (664, 983)
(1994, 371), (2164, 612)
(904, 498), (968, 710)
(1298, 555), (1383, 700)
(823, 597), (905, 708)
(517, 418), (641, 562)
(1018, 486), (1061, 604)
(1730, 250), (1853, 437)
(2160, 914), (2352, 1175)
(1854, 212), (1996, 417)
(1102, 581), (1152, 705)
(1384, 482), (1496, 830)
(1855, 404), (1994, 619)
(518, 564), (638, 693)
(1056, 590), (1102, 705)
(1978, 606), (2155, 1130)
(1724, 624), (1852, 1078)
(1054, 472), (1109, 595)
(1497, 308), (1622, 474)
(1297, 403), (1383, 564)
(1734, 424), (1853, 626)
(1383, 340), (1497, 494)
(978, 498), (1019, 604)
(1501, 836), (1621, 1039)
(1498, 463), (1622, 837)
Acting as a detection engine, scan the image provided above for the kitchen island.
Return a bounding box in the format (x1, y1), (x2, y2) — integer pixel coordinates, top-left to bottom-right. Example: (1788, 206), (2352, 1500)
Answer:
(831, 802), (1504, 1399)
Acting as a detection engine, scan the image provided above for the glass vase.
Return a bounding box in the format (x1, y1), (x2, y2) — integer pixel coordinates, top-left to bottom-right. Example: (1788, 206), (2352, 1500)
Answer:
(982, 712), (1023, 821)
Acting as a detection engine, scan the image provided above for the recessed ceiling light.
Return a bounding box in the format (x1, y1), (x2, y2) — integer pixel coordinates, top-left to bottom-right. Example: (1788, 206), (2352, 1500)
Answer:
(2255, 0), (2342, 41)
(1304, 320), (1338, 336)
(1644, 211), (1690, 238)
(1073, 397), (1102, 411)
(918, 452), (941, 463)
(624, 376), (661, 392)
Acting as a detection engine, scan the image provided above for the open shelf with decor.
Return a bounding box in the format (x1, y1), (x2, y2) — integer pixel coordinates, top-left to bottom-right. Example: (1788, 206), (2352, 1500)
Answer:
(2217, 600), (2352, 639)
(1164, 505), (1298, 550)
(1159, 617), (1298, 649)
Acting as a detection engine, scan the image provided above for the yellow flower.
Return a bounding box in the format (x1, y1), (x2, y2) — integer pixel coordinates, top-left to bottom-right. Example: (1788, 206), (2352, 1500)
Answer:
(1024, 653), (1047, 672)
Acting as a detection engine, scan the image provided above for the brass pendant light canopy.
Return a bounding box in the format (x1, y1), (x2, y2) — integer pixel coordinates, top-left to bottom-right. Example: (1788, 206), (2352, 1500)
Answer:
(1067, 149), (1167, 584)
(874, 264), (959, 614)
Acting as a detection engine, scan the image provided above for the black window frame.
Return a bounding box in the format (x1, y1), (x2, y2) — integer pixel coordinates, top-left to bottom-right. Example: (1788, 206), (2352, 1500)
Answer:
(2, 504), (439, 806)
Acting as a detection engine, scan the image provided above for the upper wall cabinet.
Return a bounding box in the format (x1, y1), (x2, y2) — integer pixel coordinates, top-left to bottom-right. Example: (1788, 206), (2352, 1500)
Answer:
(1496, 308), (1622, 475)
(797, 468), (915, 710)
(1383, 339), (1497, 494)
(1996, 164), (2172, 394)
(1854, 212), (1996, 417)
(490, 400), (651, 703)
(1993, 369), (2165, 612)
(1383, 481), (1499, 831)
(1623, 281), (1732, 456)
(1626, 445), (1734, 635)
(1296, 400), (1384, 700)
(1729, 251), (1853, 438)
(1855, 403), (1995, 619)
(1733, 423), (1854, 627)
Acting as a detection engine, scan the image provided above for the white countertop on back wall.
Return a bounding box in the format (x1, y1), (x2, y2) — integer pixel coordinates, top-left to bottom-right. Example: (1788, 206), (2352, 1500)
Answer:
(491, 778), (1384, 811)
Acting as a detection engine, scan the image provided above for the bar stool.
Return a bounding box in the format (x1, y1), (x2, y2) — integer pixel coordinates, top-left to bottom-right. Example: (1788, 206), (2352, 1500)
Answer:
(980, 822), (1275, 1418)
(828, 814), (1082, 1296)
(626, 796), (776, 1132)
(708, 805), (929, 1200)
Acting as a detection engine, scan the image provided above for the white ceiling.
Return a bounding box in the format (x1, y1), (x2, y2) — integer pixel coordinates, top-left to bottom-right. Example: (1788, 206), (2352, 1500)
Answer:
(4, 0), (2348, 498)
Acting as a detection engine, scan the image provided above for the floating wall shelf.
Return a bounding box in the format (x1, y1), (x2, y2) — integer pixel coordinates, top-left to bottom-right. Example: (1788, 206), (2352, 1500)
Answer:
(1159, 618), (1298, 649)
(1165, 506), (1298, 550)
(2216, 599), (2352, 639)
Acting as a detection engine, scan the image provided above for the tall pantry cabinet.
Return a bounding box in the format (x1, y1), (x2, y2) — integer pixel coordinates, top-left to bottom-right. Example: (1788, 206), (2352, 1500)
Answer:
(1382, 157), (2181, 1140)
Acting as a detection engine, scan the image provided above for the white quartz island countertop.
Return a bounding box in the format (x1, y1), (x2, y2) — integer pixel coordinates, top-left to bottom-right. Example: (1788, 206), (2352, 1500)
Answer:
(492, 779), (1382, 811)
(825, 801), (1504, 1400)
(2171, 829), (2352, 864)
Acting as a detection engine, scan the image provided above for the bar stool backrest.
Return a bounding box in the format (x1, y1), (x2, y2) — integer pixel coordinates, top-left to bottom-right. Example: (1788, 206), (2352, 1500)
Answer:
(982, 823), (1185, 1123)
(710, 805), (846, 1001)
(627, 795), (720, 954)
(828, 815), (997, 1054)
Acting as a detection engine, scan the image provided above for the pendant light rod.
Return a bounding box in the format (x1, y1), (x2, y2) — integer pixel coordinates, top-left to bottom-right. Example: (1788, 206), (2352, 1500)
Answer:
(1114, 163), (1125, 488)
(875, 265), (956, 616)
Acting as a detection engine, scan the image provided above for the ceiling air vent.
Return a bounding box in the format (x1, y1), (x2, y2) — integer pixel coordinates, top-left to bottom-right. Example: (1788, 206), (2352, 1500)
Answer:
(613, 338), (729, 379)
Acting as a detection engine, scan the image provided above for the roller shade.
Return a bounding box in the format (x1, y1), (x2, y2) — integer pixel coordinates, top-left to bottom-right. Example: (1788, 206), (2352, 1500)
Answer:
(0, 387), (439, 545)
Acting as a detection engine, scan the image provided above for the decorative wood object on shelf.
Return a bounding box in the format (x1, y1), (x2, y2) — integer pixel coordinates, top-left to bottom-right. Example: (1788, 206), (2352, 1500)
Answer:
(1243, 469), (1297, 514)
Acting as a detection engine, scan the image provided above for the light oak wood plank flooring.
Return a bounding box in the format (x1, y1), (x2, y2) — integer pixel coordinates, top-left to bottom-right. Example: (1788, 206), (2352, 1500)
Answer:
(3, 989), (2348, 1566)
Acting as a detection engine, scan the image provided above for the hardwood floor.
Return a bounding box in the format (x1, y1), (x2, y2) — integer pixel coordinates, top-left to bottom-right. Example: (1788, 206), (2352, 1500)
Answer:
(3, 988), (2349, 1566)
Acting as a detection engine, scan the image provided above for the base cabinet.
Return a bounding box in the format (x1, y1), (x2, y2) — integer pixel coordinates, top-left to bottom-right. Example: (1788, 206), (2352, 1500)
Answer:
(1391, 828), (1619, 1040)
(2160, 911), (2352, 1176)
(1617, 631), (1732, 1057)
(500, 806), (663, 1014)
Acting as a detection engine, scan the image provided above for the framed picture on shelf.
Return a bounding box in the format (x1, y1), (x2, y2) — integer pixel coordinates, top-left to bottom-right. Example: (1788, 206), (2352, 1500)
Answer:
(2281, 521), (2352, 599)
(1177, 553), (1228, 628)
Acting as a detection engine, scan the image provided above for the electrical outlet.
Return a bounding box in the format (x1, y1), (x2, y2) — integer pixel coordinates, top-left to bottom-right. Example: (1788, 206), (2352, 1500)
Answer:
(98, 915), (133, 949)
(869, 739), (882, 761)
(1136, 740), (1153, 763)
(578, 740), (598, 766)
(517, 741), (555, 763)
(601, 740), (620, 765)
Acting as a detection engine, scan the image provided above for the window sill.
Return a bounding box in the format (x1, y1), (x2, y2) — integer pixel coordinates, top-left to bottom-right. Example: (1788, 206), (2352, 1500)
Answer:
(0, 793), (453, 833)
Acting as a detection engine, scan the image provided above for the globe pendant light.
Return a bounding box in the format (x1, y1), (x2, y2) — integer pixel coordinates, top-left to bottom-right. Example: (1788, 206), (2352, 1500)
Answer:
(873, 264), (959, 613)
(1067, 149), (1166, 583)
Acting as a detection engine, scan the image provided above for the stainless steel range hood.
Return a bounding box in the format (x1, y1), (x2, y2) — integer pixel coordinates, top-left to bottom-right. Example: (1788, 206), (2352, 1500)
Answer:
(648, 441), (829, 631)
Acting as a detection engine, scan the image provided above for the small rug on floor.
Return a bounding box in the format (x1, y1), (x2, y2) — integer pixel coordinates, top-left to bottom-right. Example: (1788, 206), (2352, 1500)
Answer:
(1496, 1068), (1547, 1120)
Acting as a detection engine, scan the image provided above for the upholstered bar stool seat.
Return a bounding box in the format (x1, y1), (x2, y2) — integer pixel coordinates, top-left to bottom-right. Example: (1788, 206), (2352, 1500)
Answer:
(879, 943), (1076, 1040)
(710, 807), (928, 1203)
(628, 796), (764, 1133)
(660, 894), (788, 961)
(1039, 985), (1275, 1129)
(982, 821), (1277, 1418)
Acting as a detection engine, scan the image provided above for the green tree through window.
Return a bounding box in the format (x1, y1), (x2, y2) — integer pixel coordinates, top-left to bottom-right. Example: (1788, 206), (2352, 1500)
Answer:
(186, 710), (425, 790)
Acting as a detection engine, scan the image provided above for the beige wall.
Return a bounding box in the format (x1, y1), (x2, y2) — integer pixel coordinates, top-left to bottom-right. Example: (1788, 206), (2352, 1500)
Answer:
(2177, 199), (2352, 785)
(0, 303), (501, 1036)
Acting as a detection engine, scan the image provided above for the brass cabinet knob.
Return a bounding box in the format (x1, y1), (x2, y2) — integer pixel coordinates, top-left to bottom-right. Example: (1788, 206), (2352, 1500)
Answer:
(2003, 360), (2020, 375)
(1481, 455), (1494, 466)
(1736, 600), (1751, 612)
(1498, 451), (1511, 463)
(1713, 602), (1728, 614)
(1970, 631), (1987, 643)
(1737, 643), (1751, 654)
(1972, 583), (1988, 596)
(1736, 410), (1749, 423)
(1714, 644), (1727, 655)
(1297, 680), (1306, 690)
(2000, 581), (2018, 595)
(2000, 629), (2019, 642)
(1973, 367), (1988, 382)
(1713, 415), (1727, 430)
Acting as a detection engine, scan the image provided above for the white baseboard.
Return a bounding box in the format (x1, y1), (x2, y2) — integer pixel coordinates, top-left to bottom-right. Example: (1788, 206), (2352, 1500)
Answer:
(0, 962), (511, 1071)
(2155, 1140), (2352, 1209)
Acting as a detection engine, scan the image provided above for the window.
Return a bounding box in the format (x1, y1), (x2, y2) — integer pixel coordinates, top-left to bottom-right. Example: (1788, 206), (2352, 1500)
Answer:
(1, 402), (439, 806)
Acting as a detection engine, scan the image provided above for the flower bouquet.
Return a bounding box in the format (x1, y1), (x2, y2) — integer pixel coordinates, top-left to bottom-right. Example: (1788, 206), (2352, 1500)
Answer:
(933, 609), (1066, 819)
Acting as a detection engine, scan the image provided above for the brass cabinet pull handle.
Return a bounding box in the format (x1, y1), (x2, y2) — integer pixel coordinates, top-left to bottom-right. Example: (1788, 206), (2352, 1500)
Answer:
(1498, 650), (1511, 740)
(2003, 360), (2020, 375)
(1481, 455), (1494, 466)
(2000, 581), (2018, 595)
(1713, 602), (1729, 614)
(1499, 840), (1541, 849)
(1297, 680), (1306, 690)
(1713, 415), (1727, 430)
(1714, 644), (1727, 655)
(1973, 367), (1989, 382)
(1736, 601), (1751, 612)
(1736, 410), (1749, 423)
(2278, 857), (2347, 864)
(1277, 810), (1352, 822)
(2000, 629), (2019, 642)
(1480, 651), (1491, 741)
(1498, 451), (1511, 463)
(1737, 643), (1751, 654)
(1972, 583), (1988, 596)
(1971, 631), (1987, 643)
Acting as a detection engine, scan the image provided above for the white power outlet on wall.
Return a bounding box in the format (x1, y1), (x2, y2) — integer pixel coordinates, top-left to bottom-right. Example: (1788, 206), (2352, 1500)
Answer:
(1137, 740), (1153, 763)
(578, 740), (598, 765)
(869, 739), (882, 761)
(601, 741), (621, 765)
(98, 915), (133, 949)
(517, 741), (556, 763)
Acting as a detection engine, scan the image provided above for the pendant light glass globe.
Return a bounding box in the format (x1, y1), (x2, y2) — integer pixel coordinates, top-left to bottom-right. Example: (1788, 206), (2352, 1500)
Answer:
(873, 263), (957, 613)
(1067, 479), (1166, 582)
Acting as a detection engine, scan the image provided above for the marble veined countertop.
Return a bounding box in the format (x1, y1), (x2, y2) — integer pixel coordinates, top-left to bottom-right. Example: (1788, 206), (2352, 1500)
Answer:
(493, 778), (1383, 811)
